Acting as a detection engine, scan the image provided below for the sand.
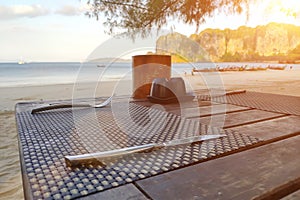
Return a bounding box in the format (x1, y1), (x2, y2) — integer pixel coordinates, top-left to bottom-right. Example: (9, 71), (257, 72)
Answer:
(0, 112), (23, 200)
(185, 69), (300, 97)
(1, 69), (300, 199)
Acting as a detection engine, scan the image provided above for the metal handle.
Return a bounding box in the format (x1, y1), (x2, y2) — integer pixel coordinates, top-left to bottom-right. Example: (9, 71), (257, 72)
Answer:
(31, 104), (91, 114)
(31, 95), (113, 114)
(65, 143), (157, 167)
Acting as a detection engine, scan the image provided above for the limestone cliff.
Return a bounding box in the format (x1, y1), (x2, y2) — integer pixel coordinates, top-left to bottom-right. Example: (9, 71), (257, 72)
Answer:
(156, 32), (210, 62)
(156, 23), (300, 62)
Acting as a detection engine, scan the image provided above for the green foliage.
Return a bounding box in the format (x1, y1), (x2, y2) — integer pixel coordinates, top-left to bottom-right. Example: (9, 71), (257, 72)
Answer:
(85, 0), (251, 38)
(290, 44), (300, 54)
(220, 52), (242, 62)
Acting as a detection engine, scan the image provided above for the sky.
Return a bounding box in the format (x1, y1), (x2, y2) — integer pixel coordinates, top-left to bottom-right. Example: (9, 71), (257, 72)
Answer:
(0, 0), (300, 62)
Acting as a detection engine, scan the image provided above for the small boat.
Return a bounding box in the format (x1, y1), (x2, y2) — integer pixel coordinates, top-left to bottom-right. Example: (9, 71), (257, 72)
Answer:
(18, 57), (25, 65)
(192, 68), (216, 73)
(97, 64), (105, 68)
(267, 65), (286, 70)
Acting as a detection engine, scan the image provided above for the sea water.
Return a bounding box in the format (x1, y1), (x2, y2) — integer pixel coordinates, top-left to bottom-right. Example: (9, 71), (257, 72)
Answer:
(1, 62), (299, 87)
(0, 62), (199, 87)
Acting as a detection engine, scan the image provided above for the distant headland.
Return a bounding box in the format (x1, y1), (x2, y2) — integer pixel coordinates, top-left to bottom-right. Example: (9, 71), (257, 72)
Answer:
(156, 22), (300, 64)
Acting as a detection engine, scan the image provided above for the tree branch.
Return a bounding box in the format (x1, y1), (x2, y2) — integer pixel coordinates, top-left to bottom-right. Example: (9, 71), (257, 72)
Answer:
(141, 0), (180, 28)
(85, 0), (252, 38)
(93, 0), (147, 10)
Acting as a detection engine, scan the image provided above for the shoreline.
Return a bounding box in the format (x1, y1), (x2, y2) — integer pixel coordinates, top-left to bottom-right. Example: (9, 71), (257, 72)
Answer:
(1, 69), (300, 111)
(185, 69), (300, 99)
(0, 81), (119, 111)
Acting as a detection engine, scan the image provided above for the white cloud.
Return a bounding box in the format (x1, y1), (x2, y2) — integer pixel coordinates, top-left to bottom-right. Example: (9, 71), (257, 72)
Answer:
(55, 4), (90, 16)
(55, 5), (80, 16)
(0, 5), (50, 20)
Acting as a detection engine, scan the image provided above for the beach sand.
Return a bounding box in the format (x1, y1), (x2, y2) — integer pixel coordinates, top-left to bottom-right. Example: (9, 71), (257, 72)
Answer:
(185, 69), (300, 97)
(1, 69), (300, 199)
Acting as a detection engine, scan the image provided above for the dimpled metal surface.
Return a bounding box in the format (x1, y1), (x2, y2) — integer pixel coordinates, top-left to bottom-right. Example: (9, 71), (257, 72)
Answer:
(16, 99), (261, 199)
(199, 91), (300, 116)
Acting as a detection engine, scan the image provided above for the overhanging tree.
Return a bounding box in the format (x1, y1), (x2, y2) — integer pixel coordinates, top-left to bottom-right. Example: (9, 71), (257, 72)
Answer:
(85, 0), (252, 38)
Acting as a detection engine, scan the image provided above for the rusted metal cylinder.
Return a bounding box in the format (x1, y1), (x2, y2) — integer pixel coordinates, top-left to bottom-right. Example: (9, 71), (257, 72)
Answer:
(132, 55), (171, 99)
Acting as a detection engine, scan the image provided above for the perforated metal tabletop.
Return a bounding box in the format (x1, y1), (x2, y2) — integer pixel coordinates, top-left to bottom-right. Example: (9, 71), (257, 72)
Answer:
(199, 91), (300, 116)
(16, 97), (262, 200)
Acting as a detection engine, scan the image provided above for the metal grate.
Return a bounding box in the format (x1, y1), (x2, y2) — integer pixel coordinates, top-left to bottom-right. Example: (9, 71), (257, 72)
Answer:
(16, 100), (261, 199)
(199, 91), (300, 116)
